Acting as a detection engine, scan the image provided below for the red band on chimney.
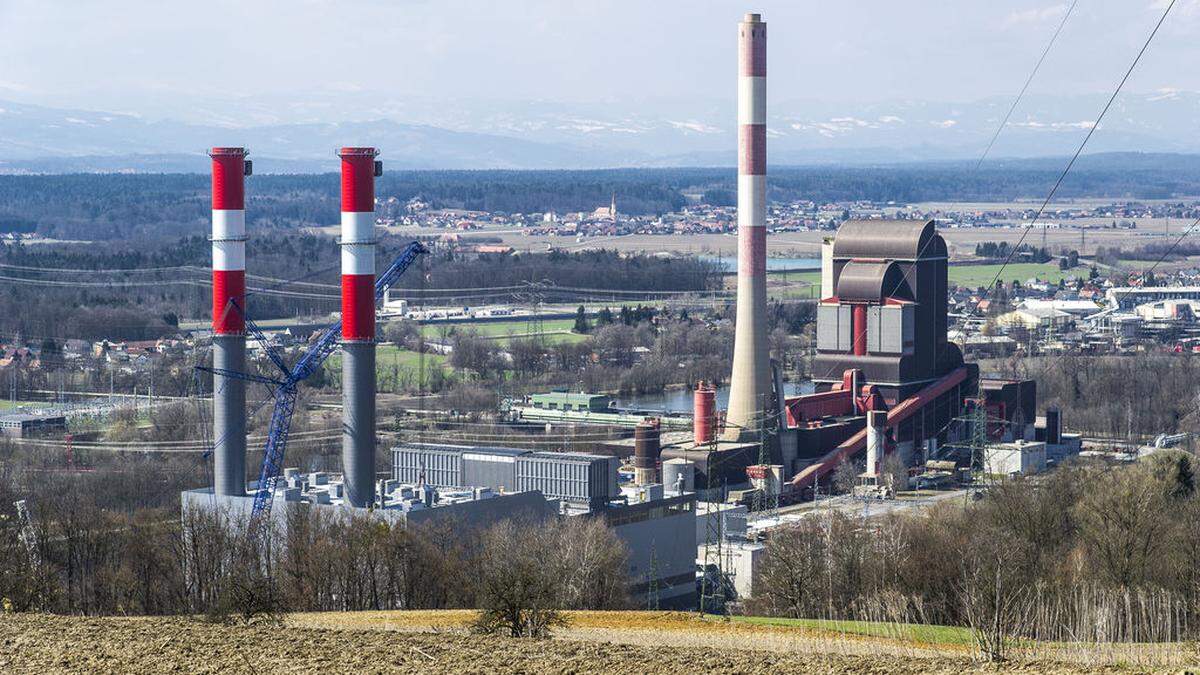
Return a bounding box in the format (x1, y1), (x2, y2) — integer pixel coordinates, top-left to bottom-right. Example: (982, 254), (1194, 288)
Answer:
(739, 23), (766, 77)
(212, 270), (245, 334)
(738, 125), (766, 175)
(211, 148), (245, 211)
(340, 148), (376, 213)
(738, 226), (766, 276)
(341, 274), (375, 341)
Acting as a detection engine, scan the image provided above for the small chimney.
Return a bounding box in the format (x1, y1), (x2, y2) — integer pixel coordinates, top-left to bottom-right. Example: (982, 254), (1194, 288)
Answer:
(693, 381), (716, 445)
(866, 410), (886, 476)
(633, 418), (662, 486)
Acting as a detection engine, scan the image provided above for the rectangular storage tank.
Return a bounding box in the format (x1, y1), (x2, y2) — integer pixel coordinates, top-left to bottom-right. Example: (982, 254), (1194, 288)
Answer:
(392, 443), (464, 487)
(461, 447), (528, 492)
(516, 452), (618, 505)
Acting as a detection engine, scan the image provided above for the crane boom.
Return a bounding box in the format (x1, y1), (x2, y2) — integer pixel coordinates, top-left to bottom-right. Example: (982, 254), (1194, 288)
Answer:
(196, 241), (429, 521)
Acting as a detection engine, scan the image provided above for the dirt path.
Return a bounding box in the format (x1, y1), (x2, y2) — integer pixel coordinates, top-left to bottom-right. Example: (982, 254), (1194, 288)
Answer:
(0, 613), (1154, 674)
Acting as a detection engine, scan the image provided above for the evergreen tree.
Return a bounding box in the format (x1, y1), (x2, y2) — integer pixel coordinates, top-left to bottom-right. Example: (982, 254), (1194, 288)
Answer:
(573, 306), (590, 334)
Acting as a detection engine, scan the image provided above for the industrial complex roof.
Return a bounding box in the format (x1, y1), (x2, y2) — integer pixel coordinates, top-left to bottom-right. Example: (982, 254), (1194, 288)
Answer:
(831, 219), (945, 261)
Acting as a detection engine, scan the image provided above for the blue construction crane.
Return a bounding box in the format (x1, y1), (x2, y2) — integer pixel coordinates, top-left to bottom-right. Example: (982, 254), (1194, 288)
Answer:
(199, 240), (428, 520)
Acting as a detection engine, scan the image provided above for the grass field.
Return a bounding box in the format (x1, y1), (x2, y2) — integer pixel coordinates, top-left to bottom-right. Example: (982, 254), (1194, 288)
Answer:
(325, 345), (449, 380)
(730, 616), (974, 646)
(0, 400), (40, 411)
(420, 318), (588, 345)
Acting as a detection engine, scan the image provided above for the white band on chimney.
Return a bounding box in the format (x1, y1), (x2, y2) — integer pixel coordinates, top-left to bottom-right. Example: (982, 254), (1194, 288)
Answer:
(341, 211), (376, 244)
(737, 175), (766, 227)
(737, 77), (766, 125)
(341, 245), (375, 275)
(211, 210), (246, 241)
(212, 241), (245, 271)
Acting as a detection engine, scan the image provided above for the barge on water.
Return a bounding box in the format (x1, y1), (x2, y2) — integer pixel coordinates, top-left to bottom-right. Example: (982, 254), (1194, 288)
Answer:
(502, 391), (693, 430)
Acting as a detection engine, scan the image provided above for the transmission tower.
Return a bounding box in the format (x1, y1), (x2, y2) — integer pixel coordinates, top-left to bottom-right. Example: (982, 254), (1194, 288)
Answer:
(14, 500), (40, 569)
(697, 403), (731, 616)
(516, 279), (553, 346)
(750, 395), (779, 526)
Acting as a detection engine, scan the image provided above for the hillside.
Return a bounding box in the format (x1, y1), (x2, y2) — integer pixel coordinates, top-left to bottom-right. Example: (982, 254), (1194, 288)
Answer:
(0, 611), (1187, 673)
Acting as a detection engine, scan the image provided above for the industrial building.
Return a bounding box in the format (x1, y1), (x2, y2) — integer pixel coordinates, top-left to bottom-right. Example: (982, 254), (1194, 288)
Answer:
(181, 477), (557, 532)
(393, 442), (621, 509)
(0, 411), (67, 438)
(392, 441), (697, 609)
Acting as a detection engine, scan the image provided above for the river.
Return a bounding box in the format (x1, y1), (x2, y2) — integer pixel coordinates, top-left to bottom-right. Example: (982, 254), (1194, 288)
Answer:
(614, 381), (815, 414)
(701, 256), (821, 273)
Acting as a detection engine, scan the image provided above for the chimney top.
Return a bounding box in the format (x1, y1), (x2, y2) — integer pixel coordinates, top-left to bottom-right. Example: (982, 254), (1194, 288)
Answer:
(743, 13), (762, 23)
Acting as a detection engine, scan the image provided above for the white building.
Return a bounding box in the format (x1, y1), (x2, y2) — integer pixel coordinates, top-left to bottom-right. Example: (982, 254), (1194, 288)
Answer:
(985, 440), (1047, 477)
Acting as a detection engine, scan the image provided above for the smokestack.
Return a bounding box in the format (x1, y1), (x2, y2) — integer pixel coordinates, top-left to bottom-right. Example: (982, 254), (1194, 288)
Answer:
(725, 12), (771, 441)
(339, 147), (380, 508)
(634, 418), (662, 486)
(820, 237), (834, 298)
(210, 147), (249, 496)
(866, 410), (886, 476)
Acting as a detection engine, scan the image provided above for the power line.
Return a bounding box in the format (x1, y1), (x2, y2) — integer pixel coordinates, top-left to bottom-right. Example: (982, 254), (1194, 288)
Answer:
(967, 0), (1177, 321)
(975, 0), (1079, 170)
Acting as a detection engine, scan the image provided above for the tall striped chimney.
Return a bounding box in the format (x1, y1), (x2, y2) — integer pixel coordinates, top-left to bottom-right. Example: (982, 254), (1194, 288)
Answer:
(210, 147), (249, 495)
(724, 13), (771, 441)
(339, 147), (379, 507)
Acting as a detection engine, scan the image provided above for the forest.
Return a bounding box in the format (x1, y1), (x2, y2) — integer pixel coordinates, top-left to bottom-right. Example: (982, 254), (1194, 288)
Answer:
(4, 154), (1200, 240)
(0, 237), (722, 341)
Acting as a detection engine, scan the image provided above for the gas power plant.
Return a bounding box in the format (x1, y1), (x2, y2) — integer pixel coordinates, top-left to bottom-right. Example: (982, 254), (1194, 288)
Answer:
(185, 11), (1080, 610)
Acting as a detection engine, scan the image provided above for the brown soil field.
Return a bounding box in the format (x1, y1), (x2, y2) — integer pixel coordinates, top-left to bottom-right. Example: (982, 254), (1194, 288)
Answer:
(0, 611), (1179, 674)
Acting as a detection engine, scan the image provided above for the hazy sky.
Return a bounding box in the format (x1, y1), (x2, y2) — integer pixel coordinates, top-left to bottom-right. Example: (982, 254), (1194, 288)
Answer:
(0, 0), (1197, 119)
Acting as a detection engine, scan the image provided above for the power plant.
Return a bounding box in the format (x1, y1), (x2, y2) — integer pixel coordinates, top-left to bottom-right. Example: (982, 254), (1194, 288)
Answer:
(181, 11), (1081, 612)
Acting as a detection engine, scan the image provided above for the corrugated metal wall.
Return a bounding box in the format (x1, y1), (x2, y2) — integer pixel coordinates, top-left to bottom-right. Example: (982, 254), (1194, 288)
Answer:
(393, 446), (461, 487)
(462, 452), (520, 492)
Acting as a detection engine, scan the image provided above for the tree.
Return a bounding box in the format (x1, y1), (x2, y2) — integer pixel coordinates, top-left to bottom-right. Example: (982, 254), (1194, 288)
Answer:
(831, 458), (860, 495)
(573, 306), (590, 334)
(449, 331), (501, 379)
(472, 518), (628, 637)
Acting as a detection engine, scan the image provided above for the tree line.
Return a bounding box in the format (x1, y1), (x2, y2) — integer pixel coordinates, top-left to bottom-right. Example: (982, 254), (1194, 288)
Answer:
(0, 471), (627, 636)
(6, 159), (1200, 240)
(752, 454), (1200, 660)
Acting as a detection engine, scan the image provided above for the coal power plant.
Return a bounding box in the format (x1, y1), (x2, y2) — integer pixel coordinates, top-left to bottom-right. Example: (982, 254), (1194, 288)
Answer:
(181, 11), (1081, 612)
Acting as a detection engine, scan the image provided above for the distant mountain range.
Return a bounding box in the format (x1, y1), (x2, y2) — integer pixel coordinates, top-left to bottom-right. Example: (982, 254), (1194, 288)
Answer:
(3, 90), (1200, 172)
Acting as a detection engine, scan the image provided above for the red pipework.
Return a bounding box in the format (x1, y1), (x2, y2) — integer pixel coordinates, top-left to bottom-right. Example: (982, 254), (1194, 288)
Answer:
(852, 304), (868, 356)
(789, 366), (970, 489)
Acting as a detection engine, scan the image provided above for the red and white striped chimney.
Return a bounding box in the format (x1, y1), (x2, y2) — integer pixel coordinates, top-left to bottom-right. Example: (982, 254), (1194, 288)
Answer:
(210, 147), (249, 496)
(725, 13), (772, 441)
(339, 147), (380, 508)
